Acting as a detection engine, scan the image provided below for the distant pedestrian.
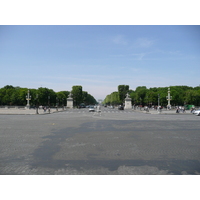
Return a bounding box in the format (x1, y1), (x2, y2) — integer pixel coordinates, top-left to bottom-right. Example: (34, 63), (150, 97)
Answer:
(157, 106), (162, 113)
(43, 106), (46, 112)
(94, 105), (101, 116)
(97, 105), (101, 116)
(191, 108), (195, 113)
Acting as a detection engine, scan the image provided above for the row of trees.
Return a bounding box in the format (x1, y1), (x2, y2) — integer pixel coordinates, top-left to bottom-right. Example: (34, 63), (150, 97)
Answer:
(0, 85), (97, 107)
(103, 85), (200, 107)
(71, 85), (97, 106)
(103, 85), (130, 105)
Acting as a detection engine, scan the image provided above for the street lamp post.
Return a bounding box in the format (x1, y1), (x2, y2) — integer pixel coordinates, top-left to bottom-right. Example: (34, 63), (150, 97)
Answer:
(48, 96), (50, 113)
(26, 89), (31, 109)
(56, 97), (59, 111)
(140, 97), (142, 110)
(158, 94), (161, 113)
(158, 94), (160, 107)
(166, 87), (172, 109)
(35, 94), (39, 114)
(62, 98), (64, 110)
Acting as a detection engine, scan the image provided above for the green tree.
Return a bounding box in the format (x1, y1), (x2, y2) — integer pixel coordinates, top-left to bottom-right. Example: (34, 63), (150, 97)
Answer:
(0, 85), (15, 105)
(86, 93), (97, 105)
(82, 91), (88, 105)
(135, 86), (147, 105)
(110, 92), (120, 105)
(103, 92), (120, 105)
(170, 86), (184, 106)
(103, 94), (111, 105)
(118, 85), (129, 104)
(184, 89), (200, 105)
(56, 91), (69, 106)
(36, 87), (57, 106)
(29, 89), (38, 106)
(71, 85), (83, 106)
(156, 87), (168, 106)
(37, 87), (49, 105)
(145, 89), (157, 106)
(10, 87), (27, 105)
(130, 90), (136, 105)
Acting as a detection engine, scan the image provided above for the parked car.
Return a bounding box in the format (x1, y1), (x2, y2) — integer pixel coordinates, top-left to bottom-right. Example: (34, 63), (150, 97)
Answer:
(118, 105), (124, 110)
(79, 103), (86, 108)
(89, 106), (95, 112)
(193, 109), (200, 116)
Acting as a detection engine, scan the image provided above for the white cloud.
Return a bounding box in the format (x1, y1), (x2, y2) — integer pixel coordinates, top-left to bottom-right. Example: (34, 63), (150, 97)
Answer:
(112, 35), (127, 45)
(131, 53), (145, 60)
(136, 38), (154, 48)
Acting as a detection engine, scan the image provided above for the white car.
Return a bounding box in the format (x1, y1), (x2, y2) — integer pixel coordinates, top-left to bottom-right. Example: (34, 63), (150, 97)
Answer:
(89, 106), (95, 112)
(193, 109), (200, 116)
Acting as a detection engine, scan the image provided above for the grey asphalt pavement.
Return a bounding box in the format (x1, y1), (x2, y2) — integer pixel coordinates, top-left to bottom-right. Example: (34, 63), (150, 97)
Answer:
(0, 108), (199, 174)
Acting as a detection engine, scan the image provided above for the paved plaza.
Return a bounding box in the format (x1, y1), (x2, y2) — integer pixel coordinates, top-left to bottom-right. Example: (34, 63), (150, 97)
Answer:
(0, 107), (200, 175)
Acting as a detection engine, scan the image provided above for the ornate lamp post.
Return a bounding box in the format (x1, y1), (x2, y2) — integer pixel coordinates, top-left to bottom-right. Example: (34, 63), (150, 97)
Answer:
(35, 94), (39, 114)
(158, 94), (160, 107)
(26, 89), (31, 109)
(158, 94), (161, 113)
(56, 97), (59, 111)
(146, 95), (149, 107)
(62, 98), (64, 110)
(166, 87), (172, 109)
(48, 96), (50, 113)
(48, 96), (50, 106)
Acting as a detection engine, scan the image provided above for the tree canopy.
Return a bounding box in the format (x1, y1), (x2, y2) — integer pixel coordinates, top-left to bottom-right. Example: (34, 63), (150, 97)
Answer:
(71, 85), (83, 106)
(118, 85), (129, 104)
(103, 85), (200, 107)
(0, 85), (97, 107)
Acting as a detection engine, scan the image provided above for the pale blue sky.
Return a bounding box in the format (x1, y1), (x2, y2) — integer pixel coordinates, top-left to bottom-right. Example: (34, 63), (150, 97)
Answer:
(0, 25), (200, 100)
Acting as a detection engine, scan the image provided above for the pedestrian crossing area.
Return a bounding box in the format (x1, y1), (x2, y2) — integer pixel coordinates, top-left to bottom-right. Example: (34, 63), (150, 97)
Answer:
(63, 110), (135, 114)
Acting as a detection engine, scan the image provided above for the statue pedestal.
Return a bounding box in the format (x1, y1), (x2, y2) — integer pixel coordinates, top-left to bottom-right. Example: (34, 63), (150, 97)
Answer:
(67, 98), (73, 108)
(124, 98), (132, 109)
(124, 93), (132, 109)
(25, 106), (30, 110)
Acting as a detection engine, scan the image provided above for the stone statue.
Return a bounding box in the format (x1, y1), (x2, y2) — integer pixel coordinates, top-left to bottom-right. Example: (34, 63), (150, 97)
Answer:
(68, 92), (72, 98)
(126, 93), (130, 99)
(67, 91), (73, 108)
(124, 93), (132, 109)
